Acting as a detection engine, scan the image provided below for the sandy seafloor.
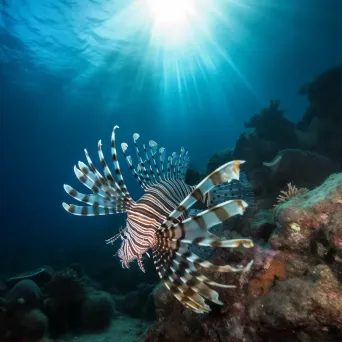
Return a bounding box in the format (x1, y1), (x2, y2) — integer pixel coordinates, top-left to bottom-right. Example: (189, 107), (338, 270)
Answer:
(41, 316), (151, 342)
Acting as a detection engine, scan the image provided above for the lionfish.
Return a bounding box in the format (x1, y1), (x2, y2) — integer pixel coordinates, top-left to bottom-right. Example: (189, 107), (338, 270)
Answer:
(63, 126), (254, 313)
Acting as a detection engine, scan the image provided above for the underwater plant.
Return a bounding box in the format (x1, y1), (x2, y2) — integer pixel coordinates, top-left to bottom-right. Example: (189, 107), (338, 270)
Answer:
(63, 126), (254, 313)
(276, 182), (308, 204)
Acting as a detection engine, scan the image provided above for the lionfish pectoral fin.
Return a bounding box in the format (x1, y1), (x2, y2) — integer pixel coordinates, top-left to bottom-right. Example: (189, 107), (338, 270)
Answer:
(137, 256), (146, 273)
(205, 172), (255, 208)
(159, 160), (245, 230)
(63, 126), (135, 217)
(154, 198), (253, 312)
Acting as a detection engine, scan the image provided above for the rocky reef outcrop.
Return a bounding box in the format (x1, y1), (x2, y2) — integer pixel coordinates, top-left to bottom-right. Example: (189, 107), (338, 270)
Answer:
(145, 173), (342, 342)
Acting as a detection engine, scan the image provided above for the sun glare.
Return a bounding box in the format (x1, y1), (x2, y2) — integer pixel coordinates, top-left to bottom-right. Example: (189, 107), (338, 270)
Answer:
(146, 0), (195, 25)
(145, 0), (197, 45)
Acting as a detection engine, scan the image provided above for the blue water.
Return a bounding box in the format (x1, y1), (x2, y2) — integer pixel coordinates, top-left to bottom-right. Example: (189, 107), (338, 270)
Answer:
(1, 0), (340, 274)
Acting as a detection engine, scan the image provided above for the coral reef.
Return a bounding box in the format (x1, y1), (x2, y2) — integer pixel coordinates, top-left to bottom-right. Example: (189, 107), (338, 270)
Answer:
(244, 100), (298, 149)
(2, 66), (341, 342)
(145, 173), (342, 342)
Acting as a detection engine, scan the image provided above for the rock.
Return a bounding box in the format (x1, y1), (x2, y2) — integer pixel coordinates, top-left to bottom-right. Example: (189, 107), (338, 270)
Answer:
(6, 266), (54, 288)
(234, 132), (279, 172)
(271, 173), (342, 257)
(249, 265), (342, 337)
(81, 291), (115, 331)
(122, 283), (156, 319)
(298, 66), (342, 127)
(18, 308), (49, 341)
(264, 149), (340, 189)
(5, 279), (42, 309)
(205, 148), (234, 174)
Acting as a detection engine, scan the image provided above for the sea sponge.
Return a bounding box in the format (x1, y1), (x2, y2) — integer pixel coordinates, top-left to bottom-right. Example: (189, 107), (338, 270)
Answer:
(81, 291), (115, 331)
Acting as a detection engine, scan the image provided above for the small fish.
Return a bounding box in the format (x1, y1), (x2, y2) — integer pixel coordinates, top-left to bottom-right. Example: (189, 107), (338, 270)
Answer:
(63, 126), (254, 313)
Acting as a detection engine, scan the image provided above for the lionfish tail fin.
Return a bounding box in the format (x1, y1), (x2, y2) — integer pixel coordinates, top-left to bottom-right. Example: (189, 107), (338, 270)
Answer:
(63, 126), (135, 216)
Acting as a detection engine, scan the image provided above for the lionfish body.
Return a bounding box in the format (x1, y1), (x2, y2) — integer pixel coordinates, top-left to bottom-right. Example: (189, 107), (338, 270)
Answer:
(63, 126), (254, 313)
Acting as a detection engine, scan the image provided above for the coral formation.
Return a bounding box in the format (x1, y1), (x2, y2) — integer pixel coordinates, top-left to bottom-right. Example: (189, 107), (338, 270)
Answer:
(244, 99), (298, 149)
(275, 182), (308, 204)
(145, 173), (342, 342)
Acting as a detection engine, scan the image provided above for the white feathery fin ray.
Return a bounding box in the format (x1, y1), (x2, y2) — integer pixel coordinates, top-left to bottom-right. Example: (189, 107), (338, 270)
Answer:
(73, 165), (110, 200)
(149, 140), (162, 181)
(111, 126), (132, 200)
(159, 147), (166, 179)
(62, 202), (119, 216)
(182, 151), (189, 180)
(177, 147), (185, 179)
(97, 139), (123, 193)
(121, 142), (147, 190)
(83, 148), (121, 199)
(159, 160), (245, 230)
(170, 199), (253, 248)
(143, 143), (157, 182)
(63, 184), (127, 209)
(167, 156), (172, 179)
(121, 132), (190, 187)
(171, 152), (178, 179)
(133, 133), (151, 183)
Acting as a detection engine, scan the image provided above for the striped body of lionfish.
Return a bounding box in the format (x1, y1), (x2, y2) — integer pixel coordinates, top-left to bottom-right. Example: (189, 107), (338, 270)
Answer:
(63, 126), (254, 313)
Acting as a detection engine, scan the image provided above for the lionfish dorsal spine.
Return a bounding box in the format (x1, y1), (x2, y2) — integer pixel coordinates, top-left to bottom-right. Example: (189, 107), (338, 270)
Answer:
(133, 133), (151, 184)
(121, 142), (147, 190)
(63, 126), (135, 216)
(149, 140), (162, 181)
(83, 148), (120, 199)
(142, 143), (156, 182)
(97, 139), (123, 190)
